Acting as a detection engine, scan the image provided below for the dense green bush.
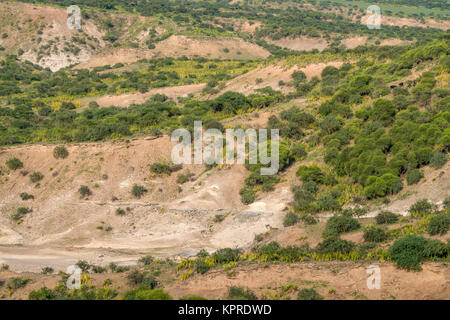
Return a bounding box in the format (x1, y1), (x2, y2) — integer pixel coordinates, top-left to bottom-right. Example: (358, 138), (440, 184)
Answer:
(409, 199), (436, 216)
(150, 162), (172, 175)
(53, 146), (69, 159)
(239, 187), (256, 204)
(388, 235), (448, 271)
(364, 174), (403, 199)
(12, 207), (32, 221)
(375, 211), (398, 225)
(300, 213), (318, 225)
(323, 215), (360, 237)
(296, 165), (324, 183)
(291, 142), (307, 159)
(20, 192), (34, 200)
(123, 288), (172, 300)
(131, 184), (148, 198)
(195, 260), (210, 274)
(363, 225), (387, 243)
(78, 185), (92, 197)
(116, 208), (126, 215)
(427, 213), (450, 235)
(138, 255), (154, 265)
(7, 277), (29, 290)
(444, 196), (450, 209)
(29, 287), (57, 300)
(371, 99), (395, 125)
(213, 248), (241, 263)
(406, 169), (423, 185)
(297, 288), (323, 300)
(316, 237), (355, 254)
(30, 171), (44, 183)
(6, 157), (23, 170)
(127, 270), (158, 289)
(283, 212), (299, 227)
(430, 152), (447, 169)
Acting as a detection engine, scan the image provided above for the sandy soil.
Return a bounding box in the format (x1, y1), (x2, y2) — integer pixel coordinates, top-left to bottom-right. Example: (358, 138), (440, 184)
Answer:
(151, 35), (270, 60)
(215, 60), (343, 96)
(0, 136), (293, 271)
(74, 35), (270, 70)
(77, 83), (206, 108)
(167, 261), (450, 300)
(266, 37), (329, 52)
(1, 260), (448, 300)
(0, 1), (105, 71)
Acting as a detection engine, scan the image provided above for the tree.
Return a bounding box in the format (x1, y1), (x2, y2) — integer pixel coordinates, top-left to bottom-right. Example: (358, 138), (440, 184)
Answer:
(371, 99), (395, 125)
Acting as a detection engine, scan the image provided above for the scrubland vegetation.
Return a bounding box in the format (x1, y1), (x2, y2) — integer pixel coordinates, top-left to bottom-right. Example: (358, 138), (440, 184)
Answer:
(0, 0), (448, 301)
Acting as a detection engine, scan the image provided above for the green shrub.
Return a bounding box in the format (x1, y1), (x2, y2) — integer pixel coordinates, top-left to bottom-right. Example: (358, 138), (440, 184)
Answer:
(150, 162), (172, 175)
(364, 174), (403, 199)
(176, 173), (189, 184)
(6, 157), (23, 170)
(427, 213), (450, 235)
(358, 242), (377, 254)
(78, 185), (92, 197)
(131, 184), (147, 198)
(212, 248), (241, 263)
(7, 277), (29, 290)
(75, 260), (91, 272)
(109, 263), (130, 273)
(317, 194), (341, 212)
(291, 143), (307, 159)
(138, 255), (154, 265)
(444, 196), (450, 209)
(91, 265), (107, 273)
(316, 237), (355, 254)
(195, 260), (210, 274)
(409, 199), (436, 216)
(116, 208), (126, 215)
(388, 235), (445, 271)
(30, 171), (44, 183)
(29, 287), (57, 300)
(239, 187), (256, 204)
(12, 207), (32, 221)
(214, 214), (225, 223)
(20, 192), (34, 200)
(406, 169), (423, 185)
(430, 152), (447, 169)
(423, 239), (448, 258)
(375, 211), (398, 225)
(283, 212), (299, 227)
(123, 288), (172, 300)
(127, 270), (158, 288)
(323, 215), (360, 237)
(296, 165), (324, 183)
(228, 286), (257, 300)
(39, 266), (54, 275)
(363, 225), (387, 242)
(300, 214), (318, 225)
(297, 288), (323, 300)
(53, 146), (69, 159)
